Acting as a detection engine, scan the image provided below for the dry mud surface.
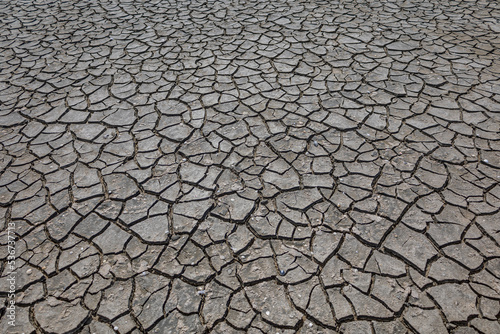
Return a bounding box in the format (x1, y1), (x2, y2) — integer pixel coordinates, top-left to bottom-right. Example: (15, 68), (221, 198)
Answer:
(1, 0), (500, 333)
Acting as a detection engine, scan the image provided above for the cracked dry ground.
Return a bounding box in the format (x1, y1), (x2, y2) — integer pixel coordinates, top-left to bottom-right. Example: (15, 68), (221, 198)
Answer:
(1, 0), (500, 334)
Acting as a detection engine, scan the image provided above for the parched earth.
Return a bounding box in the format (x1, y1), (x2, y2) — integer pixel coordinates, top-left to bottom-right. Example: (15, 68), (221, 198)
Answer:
(0, 0), (500, 333)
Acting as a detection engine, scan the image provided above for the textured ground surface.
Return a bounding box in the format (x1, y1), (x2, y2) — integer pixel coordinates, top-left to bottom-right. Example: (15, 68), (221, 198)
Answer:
(1, 0), (500, 333)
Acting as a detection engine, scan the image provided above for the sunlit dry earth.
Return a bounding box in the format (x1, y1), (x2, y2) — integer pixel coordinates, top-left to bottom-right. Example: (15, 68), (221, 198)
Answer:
(0, 0), (500, 333)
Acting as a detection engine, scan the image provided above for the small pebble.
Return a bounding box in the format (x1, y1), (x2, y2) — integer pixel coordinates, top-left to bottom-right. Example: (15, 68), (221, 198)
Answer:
(197, 290), (206, 295)
(280, 269), (285, 276)
(313, 140), (318, 147)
